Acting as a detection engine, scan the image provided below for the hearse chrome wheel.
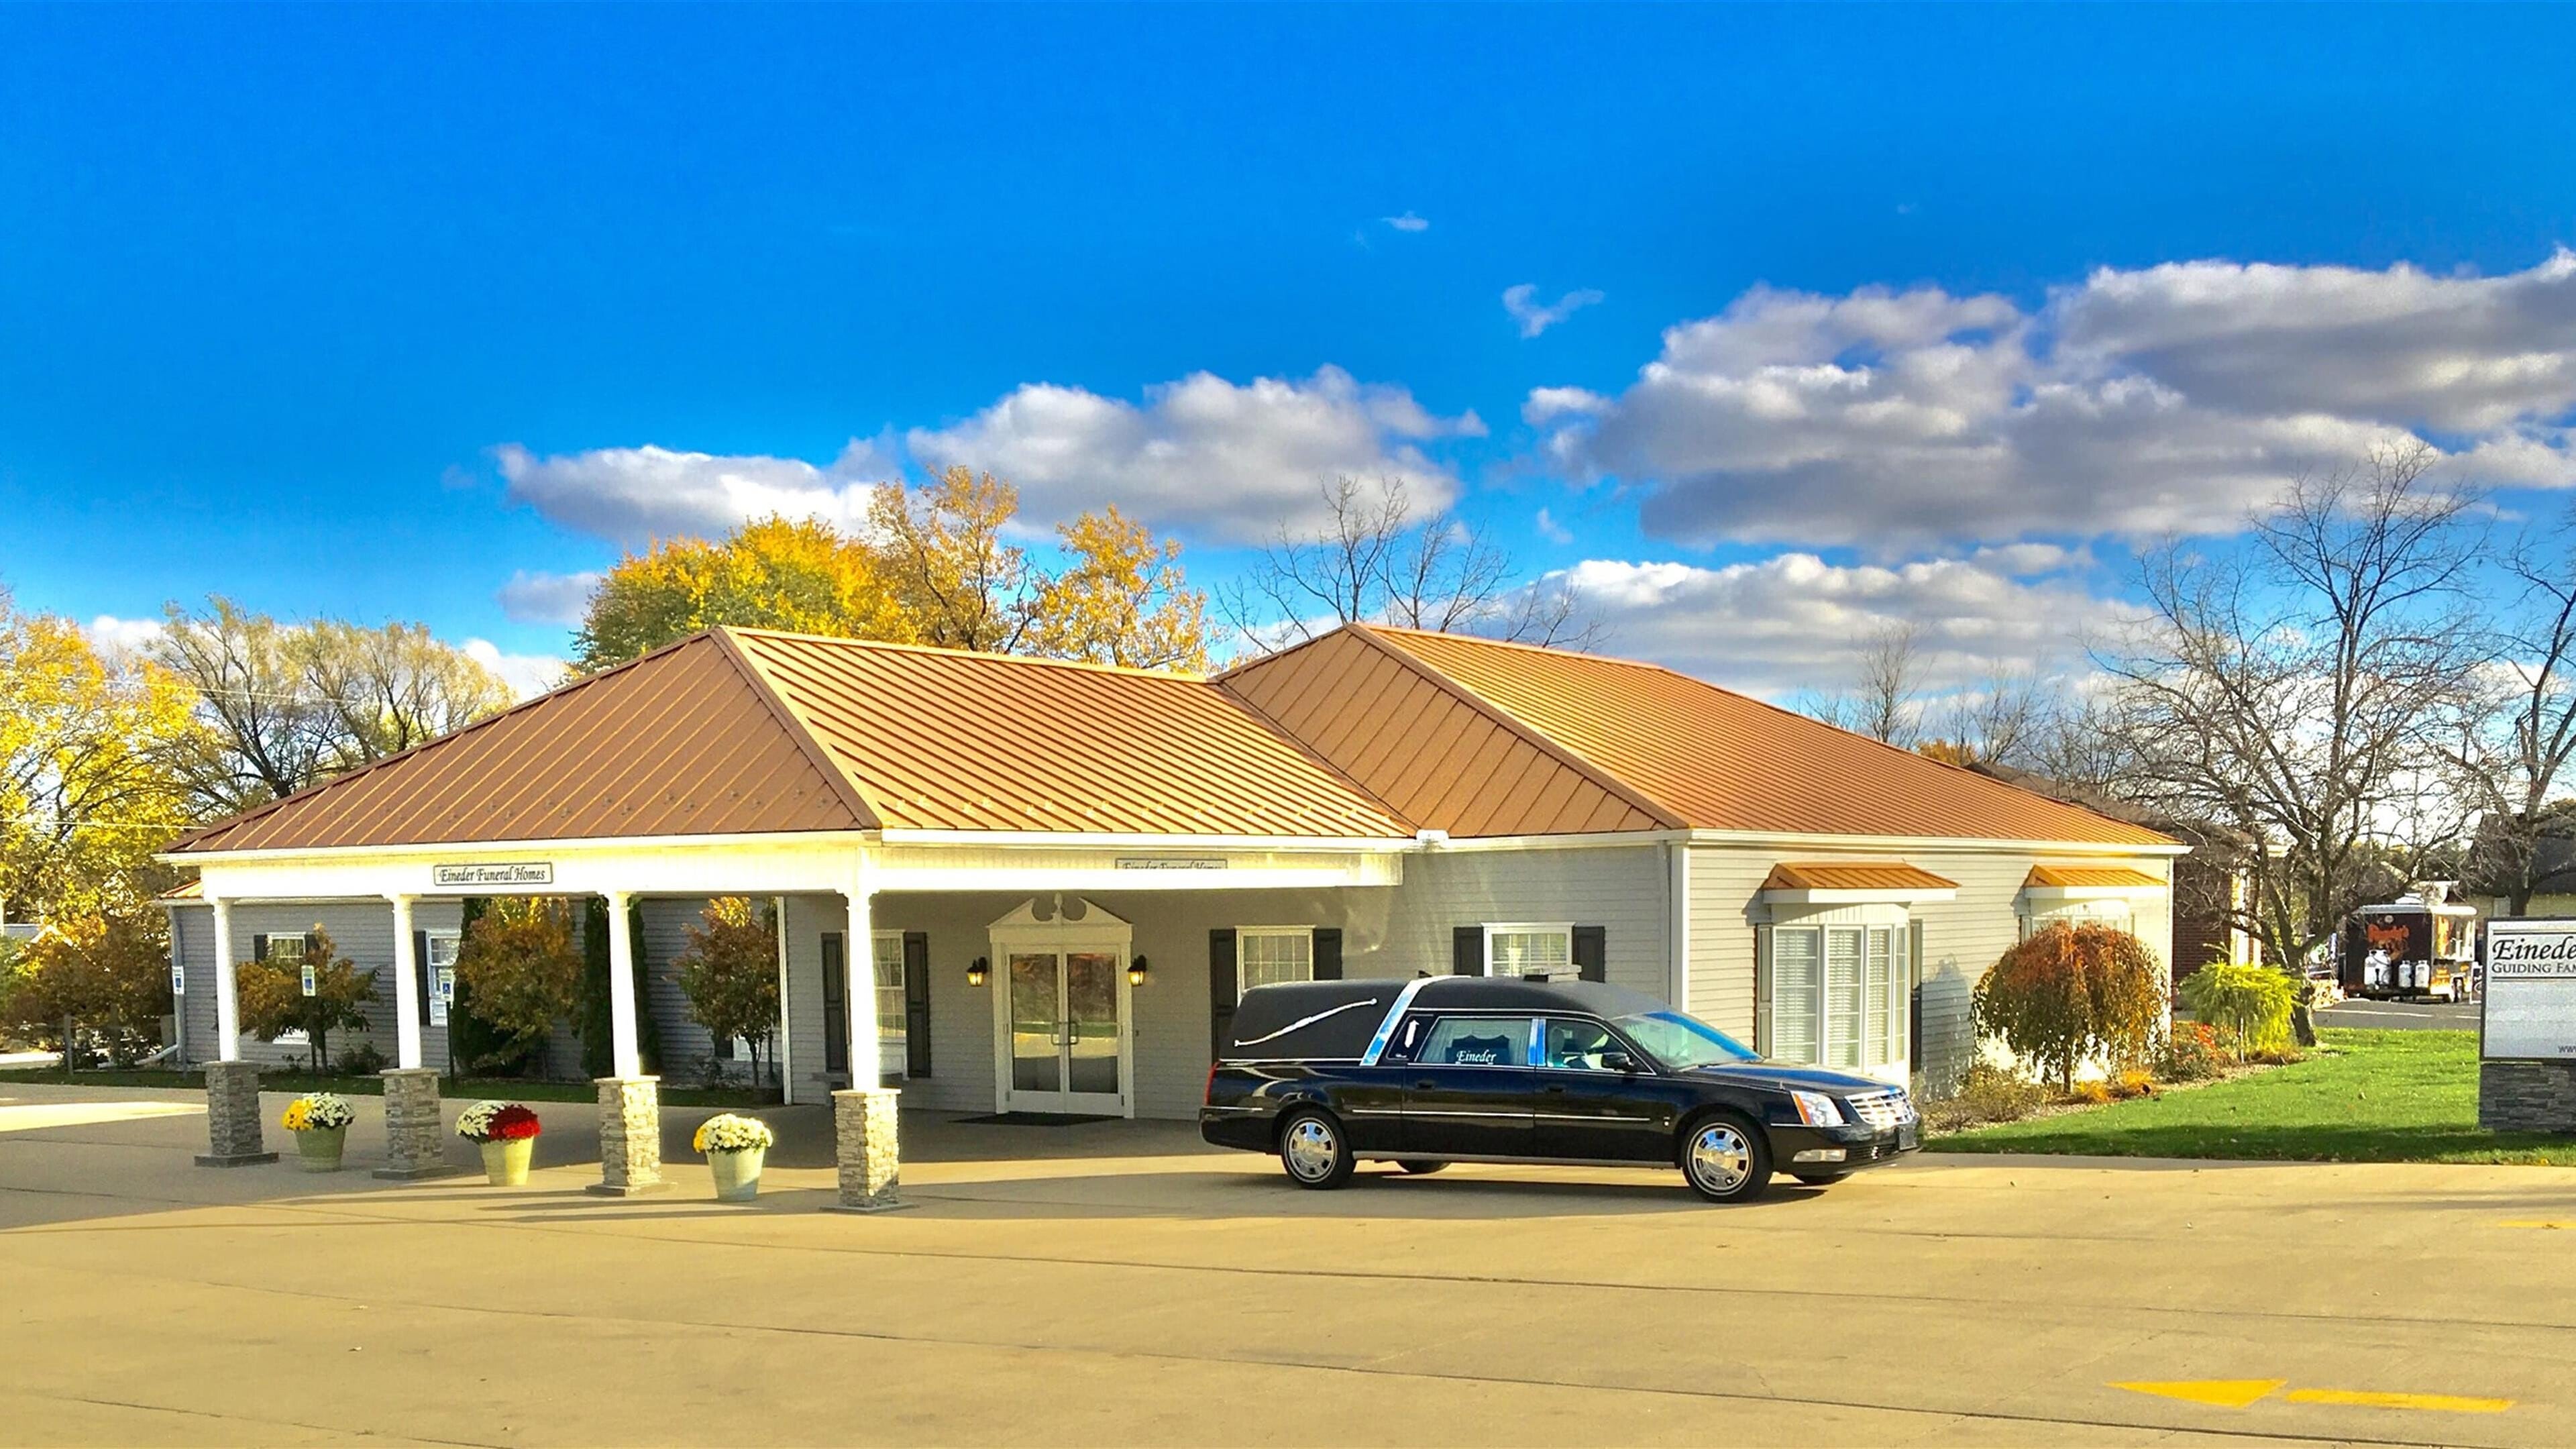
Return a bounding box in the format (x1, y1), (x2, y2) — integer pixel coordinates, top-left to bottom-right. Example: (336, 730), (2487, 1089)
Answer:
(1279, 1109), (1354, 1189)
(1682, 1118), (1772, 1203)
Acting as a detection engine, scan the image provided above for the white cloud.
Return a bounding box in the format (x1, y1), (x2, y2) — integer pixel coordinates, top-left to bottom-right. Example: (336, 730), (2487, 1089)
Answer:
(1536, 253), (2576, 550)
(1554, 552), (2129, 699)
(463, 640), (570, 700)
(1502, 284), (1605, 339)
(1383, 211), (1429, 233)
(85, 614), (164, 663)
(906, 367), (1482, 542)
(496, 439), (899, 549)
(495, 570), (602, 627)
(1534, 507), (1574, 545)
(496, 369), (1477, 549)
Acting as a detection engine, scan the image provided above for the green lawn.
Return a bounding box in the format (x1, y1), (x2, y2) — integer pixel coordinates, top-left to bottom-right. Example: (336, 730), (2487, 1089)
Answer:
(1929, 1028), (2576, 1166)
(0, 1067), (778, 1108)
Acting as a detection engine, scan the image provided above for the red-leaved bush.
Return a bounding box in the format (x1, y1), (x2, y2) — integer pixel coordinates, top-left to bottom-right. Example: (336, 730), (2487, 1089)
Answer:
(1972, 922), (2165, 1091)
(488, 1104), (543, 1140)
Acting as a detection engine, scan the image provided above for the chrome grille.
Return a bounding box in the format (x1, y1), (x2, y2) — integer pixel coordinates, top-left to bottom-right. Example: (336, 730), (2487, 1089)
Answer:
(1845, 1088), (1913, 1130)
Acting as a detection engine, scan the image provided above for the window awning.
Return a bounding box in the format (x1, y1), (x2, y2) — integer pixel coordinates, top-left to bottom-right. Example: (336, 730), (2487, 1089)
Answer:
(2023, 865), (2165, 900)
(1758, 861), (1960, 904)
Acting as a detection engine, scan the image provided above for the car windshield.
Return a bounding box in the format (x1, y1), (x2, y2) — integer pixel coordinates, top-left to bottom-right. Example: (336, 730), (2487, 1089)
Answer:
(1612, 1010), (1759, 1071)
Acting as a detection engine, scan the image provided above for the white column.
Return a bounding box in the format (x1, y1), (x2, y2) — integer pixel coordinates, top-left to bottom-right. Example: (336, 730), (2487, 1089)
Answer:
(388, 894), (422, 1069)
(772, 895), (794, 1105)
(210, 896), (241, 1063)
(606, 890), (641, 1079)
(844, 867), (877, 1087)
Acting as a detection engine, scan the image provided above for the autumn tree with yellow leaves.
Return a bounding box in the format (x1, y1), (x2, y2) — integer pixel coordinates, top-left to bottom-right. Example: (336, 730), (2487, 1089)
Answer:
(574, 467), (1208, 673)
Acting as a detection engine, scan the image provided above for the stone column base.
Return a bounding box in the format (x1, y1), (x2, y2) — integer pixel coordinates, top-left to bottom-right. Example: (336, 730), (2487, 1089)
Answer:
(828, 1087), (910, 1212)
(374, 1067), (451, 1180)
(2479, 1059), (2576, 1133)
(585, 1075), (669, 1197)
(196, 1060), (277, 1167)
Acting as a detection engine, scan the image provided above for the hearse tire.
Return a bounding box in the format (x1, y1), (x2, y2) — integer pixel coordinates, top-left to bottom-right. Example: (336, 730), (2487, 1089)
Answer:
(1396, 1161), (1450, 1175)
(1277, 1108), (1355, 1189)
(1679, 1112), (1772, 1203)
(1790, 1171), (1849, 1187)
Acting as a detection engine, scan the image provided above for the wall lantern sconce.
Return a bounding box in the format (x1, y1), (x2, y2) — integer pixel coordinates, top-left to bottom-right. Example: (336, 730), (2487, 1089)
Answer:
(967, 956), (989, 988)
(1128, 955), (1150, 987)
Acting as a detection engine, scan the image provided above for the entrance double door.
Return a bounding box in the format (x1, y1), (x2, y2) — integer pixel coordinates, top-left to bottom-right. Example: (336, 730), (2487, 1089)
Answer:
(1005, 948), (1126, 1114)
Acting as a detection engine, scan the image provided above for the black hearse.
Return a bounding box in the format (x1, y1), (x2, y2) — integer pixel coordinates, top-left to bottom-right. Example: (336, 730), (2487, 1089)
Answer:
(1200, 975), (1918, 1202)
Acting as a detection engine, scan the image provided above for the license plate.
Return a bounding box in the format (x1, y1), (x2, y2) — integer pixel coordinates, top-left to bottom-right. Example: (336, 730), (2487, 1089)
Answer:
(1897, 1122), (1919, 1150)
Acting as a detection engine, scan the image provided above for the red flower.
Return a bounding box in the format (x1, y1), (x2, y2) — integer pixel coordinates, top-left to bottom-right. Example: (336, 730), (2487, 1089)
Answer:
(489, 1104), (543, 1140)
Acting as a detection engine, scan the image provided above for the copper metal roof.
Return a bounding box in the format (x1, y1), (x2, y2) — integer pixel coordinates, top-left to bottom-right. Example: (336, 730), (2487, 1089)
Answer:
(2025, 865), (2167, 889)
(725, 630), (1412, 838)
(172, 632), (877, 853)
(1760, 862), (1961, 893)
(1215, 627), (1668, 837)
(1253, 625), (2174, 846)
(173, 629), (1415, 854)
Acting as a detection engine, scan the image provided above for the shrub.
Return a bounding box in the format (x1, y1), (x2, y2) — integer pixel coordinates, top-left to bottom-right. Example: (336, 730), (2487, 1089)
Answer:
(2177, 962), (2295, 1061)
(1923, 1061), (2049, 1131)
(1972, 922), (2168, 1091)
(673, 898), (780, 1087)
(2157, 1020), (2230, 1081)
(2070, 1079), (2113, 1106)
(2, 910), (173, 1063)
(453, 900), (582, 1075)
(237, 926), (376, 1073)
(2114, 1069), (2158, 1099)
(336, 1040), (388, 1076)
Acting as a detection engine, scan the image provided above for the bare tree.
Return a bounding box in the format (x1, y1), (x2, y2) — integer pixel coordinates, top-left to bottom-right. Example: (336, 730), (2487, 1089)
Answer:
(302, 619), (516, 770)
(2452, 508), (2576, 912)
(1802, 621), (1927, 746)
(1920, 665), (2052, 767)
(1218, 476), (1603, 653)
(2095, 442), (2487, 996)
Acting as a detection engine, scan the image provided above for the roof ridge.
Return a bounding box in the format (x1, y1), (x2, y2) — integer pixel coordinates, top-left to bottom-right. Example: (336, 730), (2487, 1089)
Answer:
(722, 625), (1210, 682)
(706, 629), (886, 830)
(165, 631), (718, 853)
(1210, 672), (1424, 836)
(1348, 623), (1686, 831)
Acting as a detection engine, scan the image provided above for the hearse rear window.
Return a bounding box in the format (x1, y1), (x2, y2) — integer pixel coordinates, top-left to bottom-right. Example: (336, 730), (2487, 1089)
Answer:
(1417, 1016), (1532, 1067)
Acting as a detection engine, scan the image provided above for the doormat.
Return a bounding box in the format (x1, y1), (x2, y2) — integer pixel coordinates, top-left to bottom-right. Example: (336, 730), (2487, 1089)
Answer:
(956, 1112), (1121, 1127)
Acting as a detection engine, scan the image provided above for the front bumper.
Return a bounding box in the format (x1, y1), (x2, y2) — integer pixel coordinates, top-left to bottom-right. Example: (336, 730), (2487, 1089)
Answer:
(1767, 1119), (1919, 1172)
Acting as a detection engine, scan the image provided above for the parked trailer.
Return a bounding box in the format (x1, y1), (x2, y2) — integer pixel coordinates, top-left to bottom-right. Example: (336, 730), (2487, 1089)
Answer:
(2337, 893), (2479, 1002)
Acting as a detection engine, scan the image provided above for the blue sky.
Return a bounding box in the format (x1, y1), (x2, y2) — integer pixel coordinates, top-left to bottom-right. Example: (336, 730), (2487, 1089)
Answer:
(5, 5), (2574, 696)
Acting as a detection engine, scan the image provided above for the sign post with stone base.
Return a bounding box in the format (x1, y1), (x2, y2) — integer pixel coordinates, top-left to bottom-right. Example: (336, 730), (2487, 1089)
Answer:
(374, 1068), (449, 1179)
(829, 1087), (908, 1212)
(2479, 919), (2576, 1134)
(196, 1061), (278, 1167)
(587, 1076), (669, 1195)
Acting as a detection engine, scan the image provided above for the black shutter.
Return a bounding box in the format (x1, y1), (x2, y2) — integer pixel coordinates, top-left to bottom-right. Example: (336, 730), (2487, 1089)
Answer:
(820, 932), (849, 1077)
(903, 931), (932, 1079)
(1312, 928), (1343, 981)
(305, 932), (319, 956)
(1574, 926), (1607, 983)
(252, 934), (270, 961)
(1209, 928), (1238, 1061)
(1453, 926), (1483, 975)
(415, 930), (433, 1026)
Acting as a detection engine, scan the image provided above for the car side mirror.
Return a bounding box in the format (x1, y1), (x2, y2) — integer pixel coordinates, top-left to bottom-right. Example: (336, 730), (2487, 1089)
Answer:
(1600, 1051), (1640, 1073)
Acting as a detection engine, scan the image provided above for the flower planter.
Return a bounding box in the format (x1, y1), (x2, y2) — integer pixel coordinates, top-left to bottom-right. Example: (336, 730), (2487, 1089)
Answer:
(293, 1124), (347, 1173)
(708, 1146), (767, 1201)
(479, 1137), (534, 1186)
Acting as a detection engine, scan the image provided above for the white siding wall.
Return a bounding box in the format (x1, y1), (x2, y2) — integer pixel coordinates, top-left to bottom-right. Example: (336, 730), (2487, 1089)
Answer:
(1685, 845), (2174, 1097)
(172, 899), (468, 1071)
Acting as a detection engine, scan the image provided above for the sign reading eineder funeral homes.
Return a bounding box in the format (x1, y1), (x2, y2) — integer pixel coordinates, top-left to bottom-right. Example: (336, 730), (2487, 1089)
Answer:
(431, 861), (555, 889)
(2481, 919), (2576, 1061)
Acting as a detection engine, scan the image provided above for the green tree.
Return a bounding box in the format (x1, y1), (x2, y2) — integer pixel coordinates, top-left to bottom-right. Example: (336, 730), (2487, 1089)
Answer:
(1972, 922), (2167, 1092)
(671, 898), (779, 1086)
(237, 926), (378, 1073)
(451, 898), (582, 1076)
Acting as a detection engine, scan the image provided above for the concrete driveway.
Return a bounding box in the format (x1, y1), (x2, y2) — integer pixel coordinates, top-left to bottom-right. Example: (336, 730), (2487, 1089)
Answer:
(3, 1080), (2574, 1447)
(2319, 996), (2483, 1031)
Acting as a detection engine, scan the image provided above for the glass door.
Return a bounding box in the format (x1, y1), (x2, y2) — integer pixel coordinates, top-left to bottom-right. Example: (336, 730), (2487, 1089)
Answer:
(1001, 947), (1128, 1113)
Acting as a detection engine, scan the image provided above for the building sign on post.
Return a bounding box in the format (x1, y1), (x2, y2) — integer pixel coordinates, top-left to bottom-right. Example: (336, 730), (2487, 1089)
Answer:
(2478, 918), (2576, 1132)
(432, 862), (554, 889)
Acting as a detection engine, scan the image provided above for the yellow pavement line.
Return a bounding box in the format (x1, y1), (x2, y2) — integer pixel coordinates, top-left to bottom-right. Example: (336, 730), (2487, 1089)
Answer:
(2110, 1380), (2284, 1408)
(2282, 1387), (2514, 1414)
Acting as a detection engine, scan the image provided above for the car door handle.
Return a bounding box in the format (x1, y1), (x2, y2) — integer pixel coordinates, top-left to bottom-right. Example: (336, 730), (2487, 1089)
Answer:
(1543, 1083), (1567, 1094)
(1414, 1080), (1436, 1091)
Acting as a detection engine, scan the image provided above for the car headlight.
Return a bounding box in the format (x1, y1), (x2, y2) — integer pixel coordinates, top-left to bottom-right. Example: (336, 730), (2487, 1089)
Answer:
(1790, 1090), (1845, 1126)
